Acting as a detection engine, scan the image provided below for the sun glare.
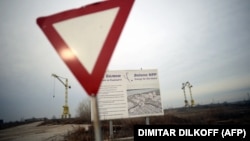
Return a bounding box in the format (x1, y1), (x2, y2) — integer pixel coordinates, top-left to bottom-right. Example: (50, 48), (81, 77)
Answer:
(60, 48), (76, 60)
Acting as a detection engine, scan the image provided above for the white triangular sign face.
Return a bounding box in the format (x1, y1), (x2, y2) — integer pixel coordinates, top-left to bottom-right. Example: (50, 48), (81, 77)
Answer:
(53, 7), (119, 74)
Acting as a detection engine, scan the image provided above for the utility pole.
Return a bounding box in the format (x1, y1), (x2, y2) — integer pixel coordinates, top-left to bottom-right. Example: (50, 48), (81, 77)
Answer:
(52, 73), (71, 118)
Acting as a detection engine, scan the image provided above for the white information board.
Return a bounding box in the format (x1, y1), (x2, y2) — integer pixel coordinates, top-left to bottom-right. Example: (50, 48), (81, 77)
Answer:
(91, 69), (163, 120)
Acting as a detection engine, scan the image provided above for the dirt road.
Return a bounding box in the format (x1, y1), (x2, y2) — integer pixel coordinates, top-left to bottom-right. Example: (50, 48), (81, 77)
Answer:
(0, 121), (88, 141)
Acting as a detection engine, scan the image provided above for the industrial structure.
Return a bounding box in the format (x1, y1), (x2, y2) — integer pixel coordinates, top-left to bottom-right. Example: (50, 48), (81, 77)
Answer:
(181, 82), (189, 107)
(52, 73), (71, 118)
(181, 81), (195, 107)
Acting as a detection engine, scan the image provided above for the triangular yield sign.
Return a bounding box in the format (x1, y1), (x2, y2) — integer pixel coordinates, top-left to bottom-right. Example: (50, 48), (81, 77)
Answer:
(37, 0), (135, 95)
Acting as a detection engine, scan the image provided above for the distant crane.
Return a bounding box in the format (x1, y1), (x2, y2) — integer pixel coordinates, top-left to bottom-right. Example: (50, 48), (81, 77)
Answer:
(52, 73), (71, 118)
(186, 81), (195, 107)
(181, 81), (195, 107)
(182, 83), (189, 107)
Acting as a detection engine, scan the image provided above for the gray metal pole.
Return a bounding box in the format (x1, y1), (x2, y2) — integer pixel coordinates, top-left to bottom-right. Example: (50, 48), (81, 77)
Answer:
(109, 120), (113, 139)
(146, 117), (150, 125)
(91, 96), (102, 141)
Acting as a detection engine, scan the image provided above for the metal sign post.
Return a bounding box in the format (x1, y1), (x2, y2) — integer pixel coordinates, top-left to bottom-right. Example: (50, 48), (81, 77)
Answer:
(91, 95), (102, 141)
(109, 120), (114, 139)
(146, 117), (150, 125)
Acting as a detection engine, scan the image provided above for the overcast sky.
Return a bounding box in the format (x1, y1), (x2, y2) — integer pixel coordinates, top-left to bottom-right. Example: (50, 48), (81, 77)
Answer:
(0, 0), (249, 122)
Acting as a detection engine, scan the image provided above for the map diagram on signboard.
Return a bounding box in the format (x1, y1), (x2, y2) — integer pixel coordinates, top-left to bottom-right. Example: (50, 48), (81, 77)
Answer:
(127, 88), (162, 116)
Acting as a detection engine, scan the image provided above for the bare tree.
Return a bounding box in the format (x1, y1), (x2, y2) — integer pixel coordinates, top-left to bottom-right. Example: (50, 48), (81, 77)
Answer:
(76, 98), (91, 122)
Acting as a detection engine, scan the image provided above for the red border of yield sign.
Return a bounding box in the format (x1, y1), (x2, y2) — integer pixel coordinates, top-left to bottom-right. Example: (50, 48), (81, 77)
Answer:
(37, 0), (135, 95)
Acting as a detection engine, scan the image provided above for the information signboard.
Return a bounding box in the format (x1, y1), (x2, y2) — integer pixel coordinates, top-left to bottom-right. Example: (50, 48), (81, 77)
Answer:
(92, 69), (164, 120)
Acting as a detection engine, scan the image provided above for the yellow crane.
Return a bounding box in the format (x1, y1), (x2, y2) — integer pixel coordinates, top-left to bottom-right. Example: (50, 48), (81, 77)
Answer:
(186, 81), (195, 107)
(52, 73), (71, 118)
(181, 81), (195, 107)
(181, 83), (189, 107)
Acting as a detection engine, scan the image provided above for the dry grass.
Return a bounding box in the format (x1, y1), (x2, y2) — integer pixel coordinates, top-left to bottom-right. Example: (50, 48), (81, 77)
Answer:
(43, 101), (250, 141)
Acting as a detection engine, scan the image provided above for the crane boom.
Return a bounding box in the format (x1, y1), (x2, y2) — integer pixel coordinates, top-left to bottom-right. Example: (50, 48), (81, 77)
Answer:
(51, 73), (71, 118)
(52, 74), (67, 87)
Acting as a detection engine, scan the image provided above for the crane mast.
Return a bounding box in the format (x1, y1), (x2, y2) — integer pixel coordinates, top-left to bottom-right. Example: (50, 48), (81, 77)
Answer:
(182, 83), (189, 107)
(52, 73), (71, 118)
(186, 81), (195, 107)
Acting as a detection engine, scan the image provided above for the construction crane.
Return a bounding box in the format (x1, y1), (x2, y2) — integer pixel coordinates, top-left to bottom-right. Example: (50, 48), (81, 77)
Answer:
(181, 83), (189, 107)
(52, 73), (71, 119)
(186, 81), (195, 107)
(181, 81), (195, 107)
